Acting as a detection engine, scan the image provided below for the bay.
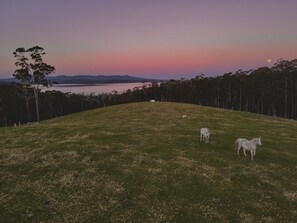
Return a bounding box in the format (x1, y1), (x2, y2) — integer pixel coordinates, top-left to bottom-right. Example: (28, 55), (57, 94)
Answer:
(43, 82), (145, 94)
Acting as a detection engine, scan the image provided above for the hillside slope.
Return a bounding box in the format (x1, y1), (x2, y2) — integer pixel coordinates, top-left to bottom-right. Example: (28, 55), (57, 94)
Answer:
(1, 102), (297, 222)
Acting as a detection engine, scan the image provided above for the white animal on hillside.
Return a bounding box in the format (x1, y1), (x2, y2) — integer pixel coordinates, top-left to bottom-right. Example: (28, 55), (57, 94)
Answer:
(200, 128), (210, 143)
(182, 114), (187, 118)
(235, 138), (248, 155)
(239, 137), (262, 161)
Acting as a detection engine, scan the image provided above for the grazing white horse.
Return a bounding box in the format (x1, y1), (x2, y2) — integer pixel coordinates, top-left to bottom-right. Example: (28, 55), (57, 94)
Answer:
(239, 137), (262, 161)
(200, 128), (210, 143)
(235, 138), (248, 155)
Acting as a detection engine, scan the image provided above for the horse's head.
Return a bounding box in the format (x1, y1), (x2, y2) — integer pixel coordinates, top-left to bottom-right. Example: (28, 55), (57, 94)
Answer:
(257, 137), (262, 146)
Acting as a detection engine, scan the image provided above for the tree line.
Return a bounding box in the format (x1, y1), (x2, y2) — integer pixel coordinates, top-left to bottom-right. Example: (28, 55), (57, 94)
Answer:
(0, 84), (113, 126)
(1, 57), (297, 127)
(114, 58), (297, 119)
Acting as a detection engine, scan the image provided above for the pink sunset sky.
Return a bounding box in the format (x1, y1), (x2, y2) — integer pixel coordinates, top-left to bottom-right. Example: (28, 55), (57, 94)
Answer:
(0, 0), (297, 79)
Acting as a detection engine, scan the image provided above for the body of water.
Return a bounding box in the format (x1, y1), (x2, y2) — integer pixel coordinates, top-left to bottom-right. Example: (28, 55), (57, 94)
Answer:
(43, 82), (145, 94)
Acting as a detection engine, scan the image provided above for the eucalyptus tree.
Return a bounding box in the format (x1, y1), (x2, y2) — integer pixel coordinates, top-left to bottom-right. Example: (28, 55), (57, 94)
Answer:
(13, 46), (55, 122)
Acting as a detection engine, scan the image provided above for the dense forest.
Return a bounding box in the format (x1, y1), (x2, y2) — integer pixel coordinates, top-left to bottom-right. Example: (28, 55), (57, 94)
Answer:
(1, 59), (296, 127)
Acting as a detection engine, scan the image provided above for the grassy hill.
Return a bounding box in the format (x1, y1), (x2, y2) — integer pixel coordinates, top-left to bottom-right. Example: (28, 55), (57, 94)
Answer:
(1, 102), (297, 222)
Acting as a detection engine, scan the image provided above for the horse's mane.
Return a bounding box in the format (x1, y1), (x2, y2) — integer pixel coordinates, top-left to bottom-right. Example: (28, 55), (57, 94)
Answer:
(250, 138), (258, 142)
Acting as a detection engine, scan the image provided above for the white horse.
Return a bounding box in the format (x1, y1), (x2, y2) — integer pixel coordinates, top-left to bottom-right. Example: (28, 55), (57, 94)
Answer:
(235, 138), (248, 155)
(200, 128), (210, 143)
(240, 137), (262, 161)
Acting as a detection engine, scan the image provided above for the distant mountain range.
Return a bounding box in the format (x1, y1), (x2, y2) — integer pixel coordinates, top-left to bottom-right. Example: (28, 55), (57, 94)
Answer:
(0, 75), (160, 85)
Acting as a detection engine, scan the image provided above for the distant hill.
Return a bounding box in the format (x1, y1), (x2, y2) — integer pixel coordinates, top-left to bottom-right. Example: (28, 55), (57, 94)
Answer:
(0, 75), (160, 85)
(0, 79), (13, 85)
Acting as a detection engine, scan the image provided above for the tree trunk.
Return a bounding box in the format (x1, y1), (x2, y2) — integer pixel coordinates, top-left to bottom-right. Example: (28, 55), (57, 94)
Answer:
(294, 79), (297, 118)
(261, 84), (264, 114)
(25, 96), (31, 122)
(292, 79), (295, 119)
(228, 84), (232, 109)
(239, 83), (242, 111)
(33, 87), (40, 123)
(272, 80), (276, 116)
(291, 94), (294, 119)
(272, 103), (276, 117)
(217, 87), (220, 108)
(284, 74), (288, 118)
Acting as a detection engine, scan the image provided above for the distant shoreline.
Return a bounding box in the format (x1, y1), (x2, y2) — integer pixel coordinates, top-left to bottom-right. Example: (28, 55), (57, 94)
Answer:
(41, 82), (148, 94)
(0, 74), (161, 85)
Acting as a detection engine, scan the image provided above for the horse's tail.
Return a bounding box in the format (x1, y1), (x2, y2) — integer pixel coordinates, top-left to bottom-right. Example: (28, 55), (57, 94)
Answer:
(235, 139), (238, 150)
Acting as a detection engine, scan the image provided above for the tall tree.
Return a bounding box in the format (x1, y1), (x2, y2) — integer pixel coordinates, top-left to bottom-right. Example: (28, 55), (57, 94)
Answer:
(13, 46), (55, 122)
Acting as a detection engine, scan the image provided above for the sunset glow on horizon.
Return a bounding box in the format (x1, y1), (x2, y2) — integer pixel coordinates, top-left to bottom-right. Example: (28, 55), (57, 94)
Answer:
(1, 0), (297, 79)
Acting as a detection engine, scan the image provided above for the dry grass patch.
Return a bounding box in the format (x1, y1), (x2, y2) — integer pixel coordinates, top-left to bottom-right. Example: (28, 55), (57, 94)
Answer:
(146, 201), (177, 223)
(2, 149), (37, 165)
(120, 152), (153, 174)
(38, 153), (59, 167)
(60, 172), (76, 187)
(283, 191), (297, 201)
(147, 168), (162, 174)
(103, 179), (125, 194)
(239, 213), (254, 223)
(200, 164), (216, 179)
(59, 134), (89, 143)
(0, 193), (12, 205)
(173, 155), (196, 169)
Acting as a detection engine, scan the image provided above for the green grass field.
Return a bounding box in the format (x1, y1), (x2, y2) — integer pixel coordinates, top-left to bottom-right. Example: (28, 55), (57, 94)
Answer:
(1, 102), (297, 222)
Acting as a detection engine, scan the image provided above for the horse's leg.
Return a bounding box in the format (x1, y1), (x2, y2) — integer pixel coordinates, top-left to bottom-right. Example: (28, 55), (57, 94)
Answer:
(243, 149), (247, 157)
(237, 145), (241, 155)
(251, 150), (254, 160)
